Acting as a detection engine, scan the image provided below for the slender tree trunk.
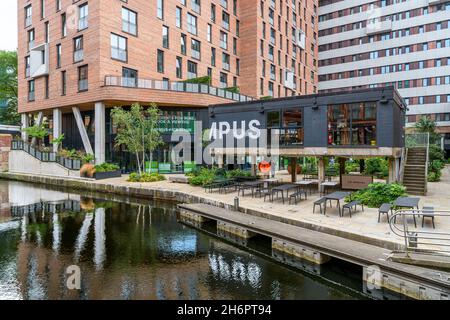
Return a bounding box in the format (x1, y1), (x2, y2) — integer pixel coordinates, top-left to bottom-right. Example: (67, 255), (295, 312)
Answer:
(135, 152), (141, 175)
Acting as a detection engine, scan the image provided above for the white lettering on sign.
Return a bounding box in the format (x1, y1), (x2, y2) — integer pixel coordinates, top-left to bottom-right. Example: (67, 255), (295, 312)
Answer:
(209, 120), (261, 140)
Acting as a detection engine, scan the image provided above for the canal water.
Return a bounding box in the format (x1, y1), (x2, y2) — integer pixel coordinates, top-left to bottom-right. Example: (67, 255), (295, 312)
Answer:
(0, 180), (369, 300)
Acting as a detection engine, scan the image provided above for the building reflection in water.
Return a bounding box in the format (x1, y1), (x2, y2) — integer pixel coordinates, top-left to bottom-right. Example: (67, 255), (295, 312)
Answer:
(0, 180), (356, 300)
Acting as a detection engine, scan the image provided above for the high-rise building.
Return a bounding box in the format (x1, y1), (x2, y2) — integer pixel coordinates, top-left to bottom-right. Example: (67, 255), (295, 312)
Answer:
(317, 0), (450, 151)
(17, 0), (318, 166)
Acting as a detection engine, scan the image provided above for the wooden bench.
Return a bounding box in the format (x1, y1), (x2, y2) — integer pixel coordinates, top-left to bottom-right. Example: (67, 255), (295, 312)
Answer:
(378, 203), (392, 223)
(342, 200), (364, 218)
(289, 190), (308, 205)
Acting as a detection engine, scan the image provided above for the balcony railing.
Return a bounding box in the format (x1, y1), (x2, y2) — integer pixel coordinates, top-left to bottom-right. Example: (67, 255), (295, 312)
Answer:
(104, 76), (254, 103)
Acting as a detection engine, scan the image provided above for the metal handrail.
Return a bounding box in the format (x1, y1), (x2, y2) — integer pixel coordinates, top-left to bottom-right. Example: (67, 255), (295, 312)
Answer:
(425, 132), (430, 193)
(389, 209), (450, 255)
(11, 140), (81, 170)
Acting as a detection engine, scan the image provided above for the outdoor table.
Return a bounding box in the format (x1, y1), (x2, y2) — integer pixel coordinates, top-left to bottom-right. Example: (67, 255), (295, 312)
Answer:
(271, 184), (300, 204)
(393, 197), (420, 227)
(261, 178), (279, 189)
(320, 181), (339, 195)
(323, 191), (352, 217)
(295, 179), (319, 195)
(238, 180), (264, 197)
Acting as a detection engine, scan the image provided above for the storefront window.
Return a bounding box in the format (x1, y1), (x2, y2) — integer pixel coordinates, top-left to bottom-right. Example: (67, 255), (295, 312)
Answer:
(328, 103), (376, 146)
(281, 109), (303, 146)
(267, 111), (280, 128)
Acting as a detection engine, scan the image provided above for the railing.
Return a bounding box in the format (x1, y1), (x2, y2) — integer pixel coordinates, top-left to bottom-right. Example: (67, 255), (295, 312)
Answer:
(389, 209), (450, 255)
(398, 147), (407, 183)
(405, 132), (430, 148)
(104, 76), (255, 102)
(11, 140), (82, 170)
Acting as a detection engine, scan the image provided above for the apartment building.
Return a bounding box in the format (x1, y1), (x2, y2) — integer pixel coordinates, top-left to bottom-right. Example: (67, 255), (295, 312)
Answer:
(317, 0), (450, 152)
(17, 0), (318, 168)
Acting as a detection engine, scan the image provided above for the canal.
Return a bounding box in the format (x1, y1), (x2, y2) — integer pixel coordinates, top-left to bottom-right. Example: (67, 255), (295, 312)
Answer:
(0, 180), (370, 300)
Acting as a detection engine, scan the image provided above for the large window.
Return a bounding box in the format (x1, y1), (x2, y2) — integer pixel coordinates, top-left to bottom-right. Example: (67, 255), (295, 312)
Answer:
(78, 3), (88, 30)
(111, 34), (127, 61)
(78, 65), (88, 91)
(266, 109), (304, 146)
(122, 7), (137, 36)
(122, 67), (138, 87)
(327, 103), (377, 146)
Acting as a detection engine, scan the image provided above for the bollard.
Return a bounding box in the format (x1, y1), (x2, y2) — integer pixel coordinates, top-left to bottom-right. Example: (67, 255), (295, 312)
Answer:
(234, 197), (240, 212)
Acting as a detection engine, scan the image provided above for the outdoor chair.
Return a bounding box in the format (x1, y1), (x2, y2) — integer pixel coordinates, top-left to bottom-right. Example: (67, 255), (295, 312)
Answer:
(422, 206), (436, 229)
(289, 190), (308, 205)
(378, 203), (392, 223)
(342, 200), (364, 218)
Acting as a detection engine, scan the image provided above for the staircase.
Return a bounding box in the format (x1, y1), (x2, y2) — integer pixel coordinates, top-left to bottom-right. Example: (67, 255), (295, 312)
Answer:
(402, 147), (427, 195)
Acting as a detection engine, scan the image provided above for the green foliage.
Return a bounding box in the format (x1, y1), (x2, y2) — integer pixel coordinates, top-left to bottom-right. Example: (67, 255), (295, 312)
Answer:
(349, 183), (407, 208)
(0, 50), (20, 125)
(111, 103), (163, 175)
(94, 163), (120, 173)
(182, 76), (211, 85)
(128, 172), (166, 182)
(224, 86), (240, 94)
(429, 144), (445, 163)
(82, 153), (95, 163)
(414, 116), (442, 145)
(52, 133), (65, 151)
(260, 96), (273, 100)
(187, 167), (218, 186)
(364, 157), (388, 178)
(58, 149), (93, 163)
(427, 171), (441, 182)
(345, 161), (360, 174)
(428, 159), (444, 182)
(225, 169), (252, 178)
(23, 123), (49, 146)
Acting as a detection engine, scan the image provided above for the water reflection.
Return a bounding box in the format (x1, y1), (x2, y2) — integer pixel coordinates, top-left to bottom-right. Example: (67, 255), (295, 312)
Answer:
(0, 180), (361, 300)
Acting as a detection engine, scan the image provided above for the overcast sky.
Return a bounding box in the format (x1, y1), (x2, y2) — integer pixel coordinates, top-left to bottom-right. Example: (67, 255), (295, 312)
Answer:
(0, 0), (18, 51)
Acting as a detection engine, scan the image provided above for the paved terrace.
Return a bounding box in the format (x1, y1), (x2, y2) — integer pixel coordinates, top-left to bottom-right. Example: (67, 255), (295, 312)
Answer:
(2, 166), (450, 251)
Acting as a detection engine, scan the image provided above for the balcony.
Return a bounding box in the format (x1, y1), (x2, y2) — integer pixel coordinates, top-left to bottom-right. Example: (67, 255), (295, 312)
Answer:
(29, 43), (49, 78)
(104, 76), (254, 103)
(428, 0), (448, 4)
(73, 49), (84, 63)
(366, 19), (392, 35)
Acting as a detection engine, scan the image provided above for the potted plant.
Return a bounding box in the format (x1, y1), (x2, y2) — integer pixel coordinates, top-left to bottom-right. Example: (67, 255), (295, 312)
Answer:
(93, 163), (122, 180)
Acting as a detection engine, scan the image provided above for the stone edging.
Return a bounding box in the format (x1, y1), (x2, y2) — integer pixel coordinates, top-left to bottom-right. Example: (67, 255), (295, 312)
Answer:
(0, 172), (404, 251)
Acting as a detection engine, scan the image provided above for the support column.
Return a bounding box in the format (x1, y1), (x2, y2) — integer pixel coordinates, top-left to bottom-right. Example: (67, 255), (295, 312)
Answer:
(388, 157), (398, 183)
(290, 157), (298, 182)
(339, 157), (346, 186)
(217, 155), (224, 168)
(318, 157), (326, 192)
(72, 106), (94, 155)
(21, 113), (29, 142)
(251, 155), (257, 176)
(30, 112), (44, 145)
(95, 102), (106, 165)
(52, 108), (62, 153)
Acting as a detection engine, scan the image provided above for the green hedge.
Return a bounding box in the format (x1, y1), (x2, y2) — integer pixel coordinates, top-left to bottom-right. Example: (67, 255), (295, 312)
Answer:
(94, 163), (120, 172)
(128, 172), (166, 182)
(348, 183), (407, 208)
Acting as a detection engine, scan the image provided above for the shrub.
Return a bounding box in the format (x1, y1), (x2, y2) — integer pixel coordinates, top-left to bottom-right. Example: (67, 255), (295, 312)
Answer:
(427, 159), (444, 182)
(188, 168), (217, 186)
(225, 169), (253, 178)
(427, 171), (441, 182)
(345, 161), (360, 174)
(94, 163), (120, 173)
(128, 172), (166, 182)
(429, 145), (445, 163)
(364, 157), (388, 177)
(348, 183), (407, 208)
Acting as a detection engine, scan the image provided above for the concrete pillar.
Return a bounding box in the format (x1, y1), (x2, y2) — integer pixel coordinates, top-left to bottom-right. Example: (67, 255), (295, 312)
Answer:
(290, 157), (298, 182)
(52, 108), (62, 153)
(21, 113), (29, 142)
(95, 102), (106, 164)
(318, 157), (326, 192)
(72, 106), (94, 155)
(217, 155), (224, 168)
(388, 157), (398, 183)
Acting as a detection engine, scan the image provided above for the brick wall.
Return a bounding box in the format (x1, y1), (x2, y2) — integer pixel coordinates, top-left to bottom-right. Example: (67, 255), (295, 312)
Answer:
(0, 134), (12, 172)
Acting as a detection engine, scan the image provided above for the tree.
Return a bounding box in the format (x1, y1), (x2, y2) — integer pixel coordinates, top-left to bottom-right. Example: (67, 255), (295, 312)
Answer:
(23, 123), (49, 147)
(0, 51), (20, 125)
(110, 103), (163, 174)
(414, 116), (441, 145)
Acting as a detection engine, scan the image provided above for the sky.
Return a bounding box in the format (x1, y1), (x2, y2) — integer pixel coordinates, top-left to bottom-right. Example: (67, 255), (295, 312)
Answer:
(0, 0), (18, 51)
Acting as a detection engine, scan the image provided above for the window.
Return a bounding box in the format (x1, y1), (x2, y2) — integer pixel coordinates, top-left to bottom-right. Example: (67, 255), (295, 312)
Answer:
(157, 50), (164, 73)
(61, 13), (67, 37)
(220, 31), (228, 49)
(28, 29), (35, 51)
(280, 109), (304, 146)
(25, 56), (30, 77)
(220, 72), (228, 88)
(327, 103), (377, 146)
(44, 76), (49, 99)
(122, 7), (137, 35)
(78, 65), (88, 91)
(191, 0), (201, 14)
(28, 80), (35, 101)
(61, 71), (66, 95)
(176, 56), (183, 78)
(78, 3), (89, 30)
(187, 13), (197, 35)
(56, 44), (62, 68)
(187, 60), (197, 78)
(211, 4), (216, 22)
(25, 5), (32, 27)
(73, 36), (84, 62)
(191, 39), (201, 59)
(176, 7), (182, 28)
(40, 0), (45, 19)
(211, 47), (216, 66)
(162, 26), (169, 48)
(222, 53), (230, 70)
(45, 22), (50, 43)
(157, 0), (164, 19)
(207, 24), (212, 42)
(56, 0), (61, 12)
(122, 67), (138, 87)
(181, 34), (187, 54)
(222, 11), (230, 30)
(111, 34), (127, 61)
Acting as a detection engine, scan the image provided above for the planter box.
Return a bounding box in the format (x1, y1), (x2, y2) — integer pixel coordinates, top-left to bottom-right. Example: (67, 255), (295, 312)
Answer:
(94, 170), (122, 180)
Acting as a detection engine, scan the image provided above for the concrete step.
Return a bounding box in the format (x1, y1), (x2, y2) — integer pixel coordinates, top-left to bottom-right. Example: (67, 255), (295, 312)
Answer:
(390, 252), (450, 270)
